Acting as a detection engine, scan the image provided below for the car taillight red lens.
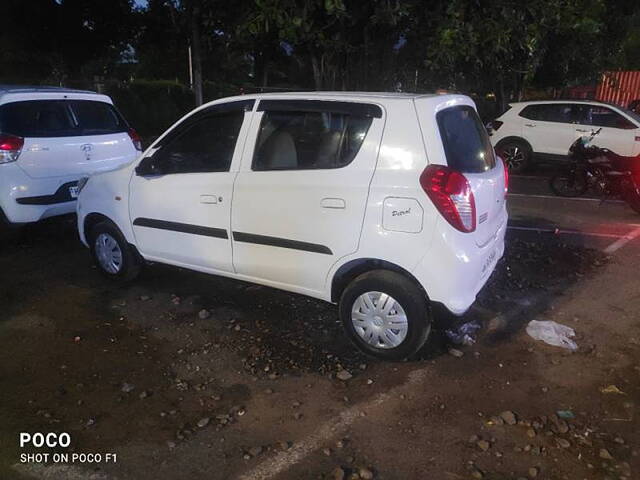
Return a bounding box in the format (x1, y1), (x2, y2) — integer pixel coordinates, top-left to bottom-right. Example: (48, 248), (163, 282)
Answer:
(420, 164), (476, 233)
(502, 157), (509, 197)
(0, 134), (24, 164)
(127, 128), (143, 152)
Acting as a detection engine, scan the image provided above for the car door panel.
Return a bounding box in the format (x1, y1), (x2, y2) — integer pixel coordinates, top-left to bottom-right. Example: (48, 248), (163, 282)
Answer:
(519, 103), (575, 157)
(129, 102), (253, 272)
(130, 172), (234, 270)
(573, 105), (638, 156)
(231, 102), (384, 294)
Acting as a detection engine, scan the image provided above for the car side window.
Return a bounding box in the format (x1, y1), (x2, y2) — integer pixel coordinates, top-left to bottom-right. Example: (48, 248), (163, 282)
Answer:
(252, 109), (373, 171)
(519, 104), (573, 123)
(152, 111), (244, 174)
(519, 105), (543, 121)
(578, 105), (636, 129)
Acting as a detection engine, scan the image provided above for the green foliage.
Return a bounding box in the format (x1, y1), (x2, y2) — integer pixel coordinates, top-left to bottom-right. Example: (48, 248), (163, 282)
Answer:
(105, 80), (194, 139)
(2, 0), (639, 134)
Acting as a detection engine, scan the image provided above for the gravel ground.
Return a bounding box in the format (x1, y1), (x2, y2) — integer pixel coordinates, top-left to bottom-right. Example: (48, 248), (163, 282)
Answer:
(1, 217), (635, 480)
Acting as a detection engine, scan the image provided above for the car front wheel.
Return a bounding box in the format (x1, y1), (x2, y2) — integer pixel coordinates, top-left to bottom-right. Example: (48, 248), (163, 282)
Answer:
(89, 221), (141, 281)
(339, 270), (431, 361)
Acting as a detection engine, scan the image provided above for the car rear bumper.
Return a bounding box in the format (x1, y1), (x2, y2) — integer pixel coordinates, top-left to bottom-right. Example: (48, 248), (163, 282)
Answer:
(413, 208), (507, 315)
(0, 163), (79, 223)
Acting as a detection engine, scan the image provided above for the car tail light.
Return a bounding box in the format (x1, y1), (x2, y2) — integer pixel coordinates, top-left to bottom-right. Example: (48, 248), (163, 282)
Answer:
(128, 128), (143, 152)
(0, 134), (24, 164)
(502, 157), (509, 197)
(420, 165), (476, 232)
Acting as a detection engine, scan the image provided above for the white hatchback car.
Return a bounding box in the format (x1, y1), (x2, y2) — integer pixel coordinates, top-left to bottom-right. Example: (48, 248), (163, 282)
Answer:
(0, 86), (142, 226)
(77, 92), (507, 360)
(489, 100), (640, 172)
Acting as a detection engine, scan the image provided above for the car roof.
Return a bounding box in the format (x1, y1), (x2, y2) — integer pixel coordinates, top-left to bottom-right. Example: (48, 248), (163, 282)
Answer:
(0, 85), (97, 96)
(510, 99), (623, 109)
(241, 91), (439, 100)
(197, 91), (471, 115)
(0, 85), (113, 105)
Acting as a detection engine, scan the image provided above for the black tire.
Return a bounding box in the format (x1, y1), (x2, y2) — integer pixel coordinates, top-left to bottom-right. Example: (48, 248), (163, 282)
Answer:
(339, 270), (431, 361)
(496, 139), (532, 173)
(89, 220), (141, 281)
(549, 168), (588, 197)
(622, 184), (640, 214)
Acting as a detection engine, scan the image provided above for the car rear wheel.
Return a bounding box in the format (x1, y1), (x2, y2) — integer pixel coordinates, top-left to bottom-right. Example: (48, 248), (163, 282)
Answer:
(90, 221), (141, 281)
(339, 270), (431, 361)
(496, 139), (531, 173)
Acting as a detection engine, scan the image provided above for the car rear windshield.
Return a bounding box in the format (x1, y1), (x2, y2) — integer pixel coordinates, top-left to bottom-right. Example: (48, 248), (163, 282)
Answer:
(436, 105), (496, 173)
(0, 100), (128, 138)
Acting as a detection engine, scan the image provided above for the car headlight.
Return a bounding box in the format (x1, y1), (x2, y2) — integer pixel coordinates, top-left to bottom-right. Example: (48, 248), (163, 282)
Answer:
(77, 176), (90, 194)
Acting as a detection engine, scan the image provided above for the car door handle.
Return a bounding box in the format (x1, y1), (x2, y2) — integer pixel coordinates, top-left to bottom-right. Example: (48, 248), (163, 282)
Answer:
(576, 128), (590, 133)
(524, 123), (536, 128)
(321, 198), (345, 209)
(200, 195), (219, 204)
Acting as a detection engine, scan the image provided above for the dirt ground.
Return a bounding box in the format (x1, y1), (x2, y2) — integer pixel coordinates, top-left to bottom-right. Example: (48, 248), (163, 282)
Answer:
(1, 215), (638, 480)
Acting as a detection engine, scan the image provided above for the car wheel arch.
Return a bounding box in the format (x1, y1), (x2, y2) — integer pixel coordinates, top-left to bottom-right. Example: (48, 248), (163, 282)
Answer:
(85, 213), (144, 262)
(495, 136), (533, 154)
(330, 258), (428, 304)
(84, 213), (117, 241)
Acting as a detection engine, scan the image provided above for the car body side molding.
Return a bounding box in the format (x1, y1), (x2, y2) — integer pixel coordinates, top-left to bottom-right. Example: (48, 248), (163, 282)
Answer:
(232, 231), (333, 255)
(132, 217), (228, 239)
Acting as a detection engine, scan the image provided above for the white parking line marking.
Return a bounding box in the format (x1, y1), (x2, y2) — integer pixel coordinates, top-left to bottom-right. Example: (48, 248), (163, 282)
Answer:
(239, 368), (430, 480)
(507, 193), (625, 204)
(507, 225), (625, 239)
(603, 226), (640, 254)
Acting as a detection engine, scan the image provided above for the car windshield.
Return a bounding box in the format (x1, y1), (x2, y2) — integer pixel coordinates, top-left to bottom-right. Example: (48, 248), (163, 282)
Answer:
(436, 105), (496, 173)
(0, 99), (128, 137)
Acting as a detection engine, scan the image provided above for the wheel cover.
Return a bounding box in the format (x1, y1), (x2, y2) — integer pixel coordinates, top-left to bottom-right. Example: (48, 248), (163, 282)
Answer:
(95, 233), (123, 274)
(351, 291), (408, 349)
(501, 145), (525, 169)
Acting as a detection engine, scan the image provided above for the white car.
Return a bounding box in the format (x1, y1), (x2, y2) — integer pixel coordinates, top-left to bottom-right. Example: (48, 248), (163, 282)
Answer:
(77, 92), (507, 360)
(489, 100), (640, 172)
(0, 86), (142, 226)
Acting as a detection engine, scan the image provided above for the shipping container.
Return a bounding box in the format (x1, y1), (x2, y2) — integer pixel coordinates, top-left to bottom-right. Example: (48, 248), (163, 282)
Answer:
(595, 71), (640, 108)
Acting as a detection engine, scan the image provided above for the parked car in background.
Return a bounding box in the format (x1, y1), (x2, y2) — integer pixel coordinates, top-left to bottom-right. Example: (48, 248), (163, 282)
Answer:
(487, 100), (640, 172)
(0, 86), (142, 226)
(76, 92), (507, 360)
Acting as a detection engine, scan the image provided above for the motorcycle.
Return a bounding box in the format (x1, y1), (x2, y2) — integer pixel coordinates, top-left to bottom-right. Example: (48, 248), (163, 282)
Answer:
(549, 128), (640, 214)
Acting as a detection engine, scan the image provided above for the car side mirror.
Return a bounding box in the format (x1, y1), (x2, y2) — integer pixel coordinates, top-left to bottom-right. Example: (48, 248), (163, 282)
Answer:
(135, 156), (163, 176)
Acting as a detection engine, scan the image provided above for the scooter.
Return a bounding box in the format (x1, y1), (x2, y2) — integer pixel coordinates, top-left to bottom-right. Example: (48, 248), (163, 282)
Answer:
(549, 128), (640, 213)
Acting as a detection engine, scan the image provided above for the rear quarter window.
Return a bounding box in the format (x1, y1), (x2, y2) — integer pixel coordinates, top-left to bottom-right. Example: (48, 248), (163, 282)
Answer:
(436, 105), (496, 173)
(253, 109), (373, 171)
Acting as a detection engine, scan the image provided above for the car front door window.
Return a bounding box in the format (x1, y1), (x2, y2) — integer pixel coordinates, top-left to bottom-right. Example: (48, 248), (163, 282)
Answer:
(153, 111), (245, 174)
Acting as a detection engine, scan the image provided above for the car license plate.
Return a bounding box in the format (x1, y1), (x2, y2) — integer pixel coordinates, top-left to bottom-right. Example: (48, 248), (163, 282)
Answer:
(481, 248), (497, 275)
(69, 186), (79, 199)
